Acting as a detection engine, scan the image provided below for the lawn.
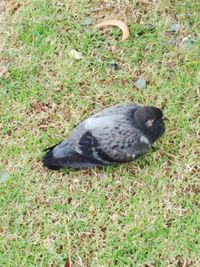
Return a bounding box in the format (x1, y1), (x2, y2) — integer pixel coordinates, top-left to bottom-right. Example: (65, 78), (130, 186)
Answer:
(0, 0), (200, 266)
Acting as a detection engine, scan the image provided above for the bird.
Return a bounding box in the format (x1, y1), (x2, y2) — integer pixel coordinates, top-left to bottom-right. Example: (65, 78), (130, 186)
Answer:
(42, 103), (166, 170)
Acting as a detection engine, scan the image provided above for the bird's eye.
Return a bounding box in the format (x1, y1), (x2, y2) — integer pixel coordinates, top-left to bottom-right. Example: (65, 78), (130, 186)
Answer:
(146, 119), (154, 127)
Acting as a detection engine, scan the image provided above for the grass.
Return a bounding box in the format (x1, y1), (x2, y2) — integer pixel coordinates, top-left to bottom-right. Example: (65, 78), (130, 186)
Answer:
(0, 0), (200, 266)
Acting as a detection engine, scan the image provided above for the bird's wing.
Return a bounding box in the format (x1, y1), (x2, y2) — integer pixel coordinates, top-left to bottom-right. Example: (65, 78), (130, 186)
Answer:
(71, 110), (150, 164)
(55, 103), (140, 149)
(52, 103), (148, 165)
(91, 103), (141, 117)
(75, 122), (151, 163)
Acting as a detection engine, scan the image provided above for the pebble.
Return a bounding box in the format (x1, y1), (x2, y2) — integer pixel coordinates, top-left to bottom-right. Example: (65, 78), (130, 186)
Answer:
(133, 78), (147, 89)
(81, 17), (92, 26)
(69, 49), (83, 60)
(107, 63), (121, 71)
(81, 17), (93, 34)
(83, 26), (92, 34)
(0, 172), (10, 183)
(169, 23), (180, 33)
(167, 69), (175, 79)
(180, 35), (196, 48)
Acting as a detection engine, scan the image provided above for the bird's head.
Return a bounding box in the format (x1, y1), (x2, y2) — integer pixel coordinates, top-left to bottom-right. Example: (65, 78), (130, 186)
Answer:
(133, 106), (166, 143)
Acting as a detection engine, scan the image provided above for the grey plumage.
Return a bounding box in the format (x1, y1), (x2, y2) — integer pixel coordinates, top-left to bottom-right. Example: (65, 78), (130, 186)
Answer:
(43, 103), (165, 170)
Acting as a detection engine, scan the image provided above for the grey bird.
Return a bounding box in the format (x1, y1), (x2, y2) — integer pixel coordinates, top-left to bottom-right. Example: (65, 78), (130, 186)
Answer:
(42, 103), (166, 170)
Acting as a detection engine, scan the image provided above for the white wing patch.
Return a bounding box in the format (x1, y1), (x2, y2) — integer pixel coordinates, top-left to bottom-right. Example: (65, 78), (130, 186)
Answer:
(84, 116), (114, 130)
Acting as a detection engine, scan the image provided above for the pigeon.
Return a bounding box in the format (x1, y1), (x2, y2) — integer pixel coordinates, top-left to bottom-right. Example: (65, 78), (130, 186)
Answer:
(42, 103), (166, 170)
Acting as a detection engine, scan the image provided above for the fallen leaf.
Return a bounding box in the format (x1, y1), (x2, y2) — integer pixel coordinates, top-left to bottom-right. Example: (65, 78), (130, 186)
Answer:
(32, 102), (50, 113)
(94, 19), (129, 41)
(33, 102), (45, 113)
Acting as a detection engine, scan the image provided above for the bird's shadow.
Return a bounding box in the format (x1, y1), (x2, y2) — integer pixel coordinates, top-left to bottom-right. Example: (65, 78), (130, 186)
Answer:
(61, 164), (117, 175)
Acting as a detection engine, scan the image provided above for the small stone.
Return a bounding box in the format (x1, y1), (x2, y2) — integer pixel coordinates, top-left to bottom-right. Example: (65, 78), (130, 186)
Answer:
(69, 49), (83, 60)
(107, 63), (121, 71)
(167, 69), (175, 79)
(83, 26), (92, 34)
(81, 17), (93, 34)
(133, 78), (146, 89)
(81, 17), (93, 26)
(0, 66), (10, 79)
(169, 23), (180, 33)
(0, 172), (10, 183)
(180, 35), (196, 48)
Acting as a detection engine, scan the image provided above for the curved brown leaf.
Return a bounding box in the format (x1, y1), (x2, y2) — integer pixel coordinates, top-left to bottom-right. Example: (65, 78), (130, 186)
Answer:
(94, 19), (129, 41)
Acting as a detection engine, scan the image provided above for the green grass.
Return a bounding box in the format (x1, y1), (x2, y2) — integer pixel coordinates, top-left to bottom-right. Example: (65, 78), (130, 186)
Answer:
(0, 0), (200, 266)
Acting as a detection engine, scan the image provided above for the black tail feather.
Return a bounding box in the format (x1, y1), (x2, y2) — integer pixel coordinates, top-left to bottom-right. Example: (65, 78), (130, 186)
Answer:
(43, 142), (61, 152)
(42, 146), (105, 170)
(42, 147), (62, 170)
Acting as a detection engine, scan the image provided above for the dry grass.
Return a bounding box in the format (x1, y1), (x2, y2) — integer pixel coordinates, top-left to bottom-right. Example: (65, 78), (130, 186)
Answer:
(0, 0), (200, 266)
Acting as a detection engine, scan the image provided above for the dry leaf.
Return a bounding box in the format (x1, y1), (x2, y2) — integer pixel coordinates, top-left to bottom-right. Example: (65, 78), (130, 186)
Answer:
(94, 19), (129, 41)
